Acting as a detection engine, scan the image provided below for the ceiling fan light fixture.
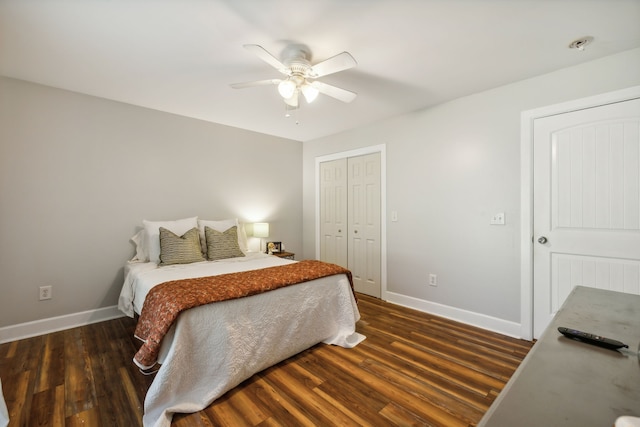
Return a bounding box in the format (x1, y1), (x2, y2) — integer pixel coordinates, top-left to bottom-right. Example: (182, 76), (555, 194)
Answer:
(278, 79), (296, 99)
(301, 83), (319, 103)
(283, 92), (299, 108)
(231, 44), (358, 107)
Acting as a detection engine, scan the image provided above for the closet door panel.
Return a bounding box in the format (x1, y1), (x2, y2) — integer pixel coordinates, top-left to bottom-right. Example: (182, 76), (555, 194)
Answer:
(319, 159), (348, 267)
(348, 153), (381, 298)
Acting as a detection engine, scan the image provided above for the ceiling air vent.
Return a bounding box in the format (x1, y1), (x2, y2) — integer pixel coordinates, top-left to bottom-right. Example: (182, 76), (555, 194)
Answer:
(568, 36), (593, 51)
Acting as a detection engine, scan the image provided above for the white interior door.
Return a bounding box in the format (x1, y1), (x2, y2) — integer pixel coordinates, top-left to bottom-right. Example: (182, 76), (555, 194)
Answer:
(319, 158), (348, 267)
(348, 153), (381, 298)
(533, 98), (640, 337)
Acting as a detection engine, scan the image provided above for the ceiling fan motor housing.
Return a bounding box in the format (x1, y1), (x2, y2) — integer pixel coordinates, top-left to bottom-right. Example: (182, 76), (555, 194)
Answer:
(282, 45), (315, 78)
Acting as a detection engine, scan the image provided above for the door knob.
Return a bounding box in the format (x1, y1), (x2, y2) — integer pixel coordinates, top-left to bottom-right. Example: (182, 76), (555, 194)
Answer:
(537, 236), (548, 244)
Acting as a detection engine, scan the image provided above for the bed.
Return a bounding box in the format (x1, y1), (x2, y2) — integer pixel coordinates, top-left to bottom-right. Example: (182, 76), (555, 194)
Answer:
(117, 217), (364, 427)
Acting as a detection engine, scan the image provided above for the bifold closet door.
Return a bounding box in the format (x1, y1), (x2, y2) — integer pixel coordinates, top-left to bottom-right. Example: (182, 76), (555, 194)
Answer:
(320, 152), (381, 298)
(348, 153), (381, 298)
(320, 153), (381, 298)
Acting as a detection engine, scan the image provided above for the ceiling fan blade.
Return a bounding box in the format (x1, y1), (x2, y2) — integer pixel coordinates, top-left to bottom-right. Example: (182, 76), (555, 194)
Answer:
(230, 79), (281, 89)
(243, 44), (288, 74)
(311, 81), (357, 103)
(310, 52), (357, 78)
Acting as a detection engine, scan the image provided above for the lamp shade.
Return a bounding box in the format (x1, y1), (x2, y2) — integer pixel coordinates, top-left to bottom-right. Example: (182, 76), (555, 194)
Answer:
(253, 222), (269, 238)
(301, 83), (319, 103)
(277, 80), (296, 99)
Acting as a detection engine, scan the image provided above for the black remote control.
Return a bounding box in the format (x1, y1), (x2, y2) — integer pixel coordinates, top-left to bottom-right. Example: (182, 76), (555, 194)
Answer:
(558, 327), (629, 350)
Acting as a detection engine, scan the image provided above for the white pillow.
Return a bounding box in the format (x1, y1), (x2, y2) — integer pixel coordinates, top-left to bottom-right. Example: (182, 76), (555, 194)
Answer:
(143, 217), (199, 264)
(197, 218), (238, 254)
(237, 222), (249, 253)
(130, 229), (147, 261)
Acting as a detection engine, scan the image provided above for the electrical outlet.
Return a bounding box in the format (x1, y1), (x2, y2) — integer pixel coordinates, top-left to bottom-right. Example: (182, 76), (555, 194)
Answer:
(429, 273), (437, 287)
(39, 285), (52, 301)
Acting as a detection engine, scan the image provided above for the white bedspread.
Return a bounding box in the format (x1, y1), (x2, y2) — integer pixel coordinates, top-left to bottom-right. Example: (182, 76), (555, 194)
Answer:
(117, 253), (365, 427)
(0, 378), (8, 427)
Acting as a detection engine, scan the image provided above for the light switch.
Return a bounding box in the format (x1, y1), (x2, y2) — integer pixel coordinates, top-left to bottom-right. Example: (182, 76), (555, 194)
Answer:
(391, 211), (398, 222)
(490, 212), (505, 225)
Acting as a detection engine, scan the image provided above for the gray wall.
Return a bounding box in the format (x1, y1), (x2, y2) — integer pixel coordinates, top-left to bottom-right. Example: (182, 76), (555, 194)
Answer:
(0, 77), (302, 327)
(302, 48), (640, 331)
(3, 47), (640, 335)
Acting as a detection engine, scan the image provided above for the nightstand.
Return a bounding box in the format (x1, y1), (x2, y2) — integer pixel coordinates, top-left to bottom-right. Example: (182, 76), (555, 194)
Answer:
(272, 251), (295, 260)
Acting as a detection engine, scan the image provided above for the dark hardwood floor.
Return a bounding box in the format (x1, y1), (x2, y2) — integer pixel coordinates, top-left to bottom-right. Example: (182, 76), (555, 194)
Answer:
(0, 294), (533, 426)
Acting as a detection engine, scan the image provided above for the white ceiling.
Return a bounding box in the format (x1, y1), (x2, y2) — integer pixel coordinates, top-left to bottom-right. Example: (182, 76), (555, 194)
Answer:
(1, 1), (639, 142)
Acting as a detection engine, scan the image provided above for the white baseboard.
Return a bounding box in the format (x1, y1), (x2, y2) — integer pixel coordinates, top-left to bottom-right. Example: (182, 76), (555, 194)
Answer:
(384, 291), (523, 339)
(0, 306), (125, 344)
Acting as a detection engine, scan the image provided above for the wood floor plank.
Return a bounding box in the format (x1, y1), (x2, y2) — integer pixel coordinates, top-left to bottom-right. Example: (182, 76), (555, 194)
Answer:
(311, 386), (374, 426)
(0, 293), (533, 426)
(5, 370), (31, 426)
(260, 364), (357, 426)
(63, 328), (97, 418)
(91, 350), (141, 426)
(313, 346), (469, 427)
(304, 351), (390, 422)
(225, 386), (270, 426)
(119, 366), (144, 424)
(360, 357), (484, 423)
(251, 376), (317, 427)
(278, 356), (324, 389)
(1, 341), (18, 359)
(350, 334), (496, 413)
(110, 318), (155, 406)
(34, 332), (66, 395)
(408, 331), (521, 379)
(30, 386), (65, 427)
(389, 340), (505, 394)
(65, 407), (101, 427)
(379, 401), (436, 427)
(173, 411), (217, 427)
(200, 397), (245, 426)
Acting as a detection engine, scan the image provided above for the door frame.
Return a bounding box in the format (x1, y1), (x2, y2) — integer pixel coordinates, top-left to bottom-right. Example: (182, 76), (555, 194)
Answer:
(315, 144), (387, 300)
(520, 85), (640, 340)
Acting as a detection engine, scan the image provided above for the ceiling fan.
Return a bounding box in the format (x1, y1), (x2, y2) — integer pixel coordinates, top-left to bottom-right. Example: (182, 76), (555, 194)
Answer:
(230, 44), (357, 109)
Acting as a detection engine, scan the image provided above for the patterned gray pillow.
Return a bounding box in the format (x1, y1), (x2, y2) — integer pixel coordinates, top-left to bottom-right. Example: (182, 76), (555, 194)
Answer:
(205, 225), (245, 261)
(158, 227), (205, 266)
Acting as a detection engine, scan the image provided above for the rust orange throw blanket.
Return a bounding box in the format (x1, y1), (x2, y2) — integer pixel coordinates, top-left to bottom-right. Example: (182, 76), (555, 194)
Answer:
(134, 260), (353, 369)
